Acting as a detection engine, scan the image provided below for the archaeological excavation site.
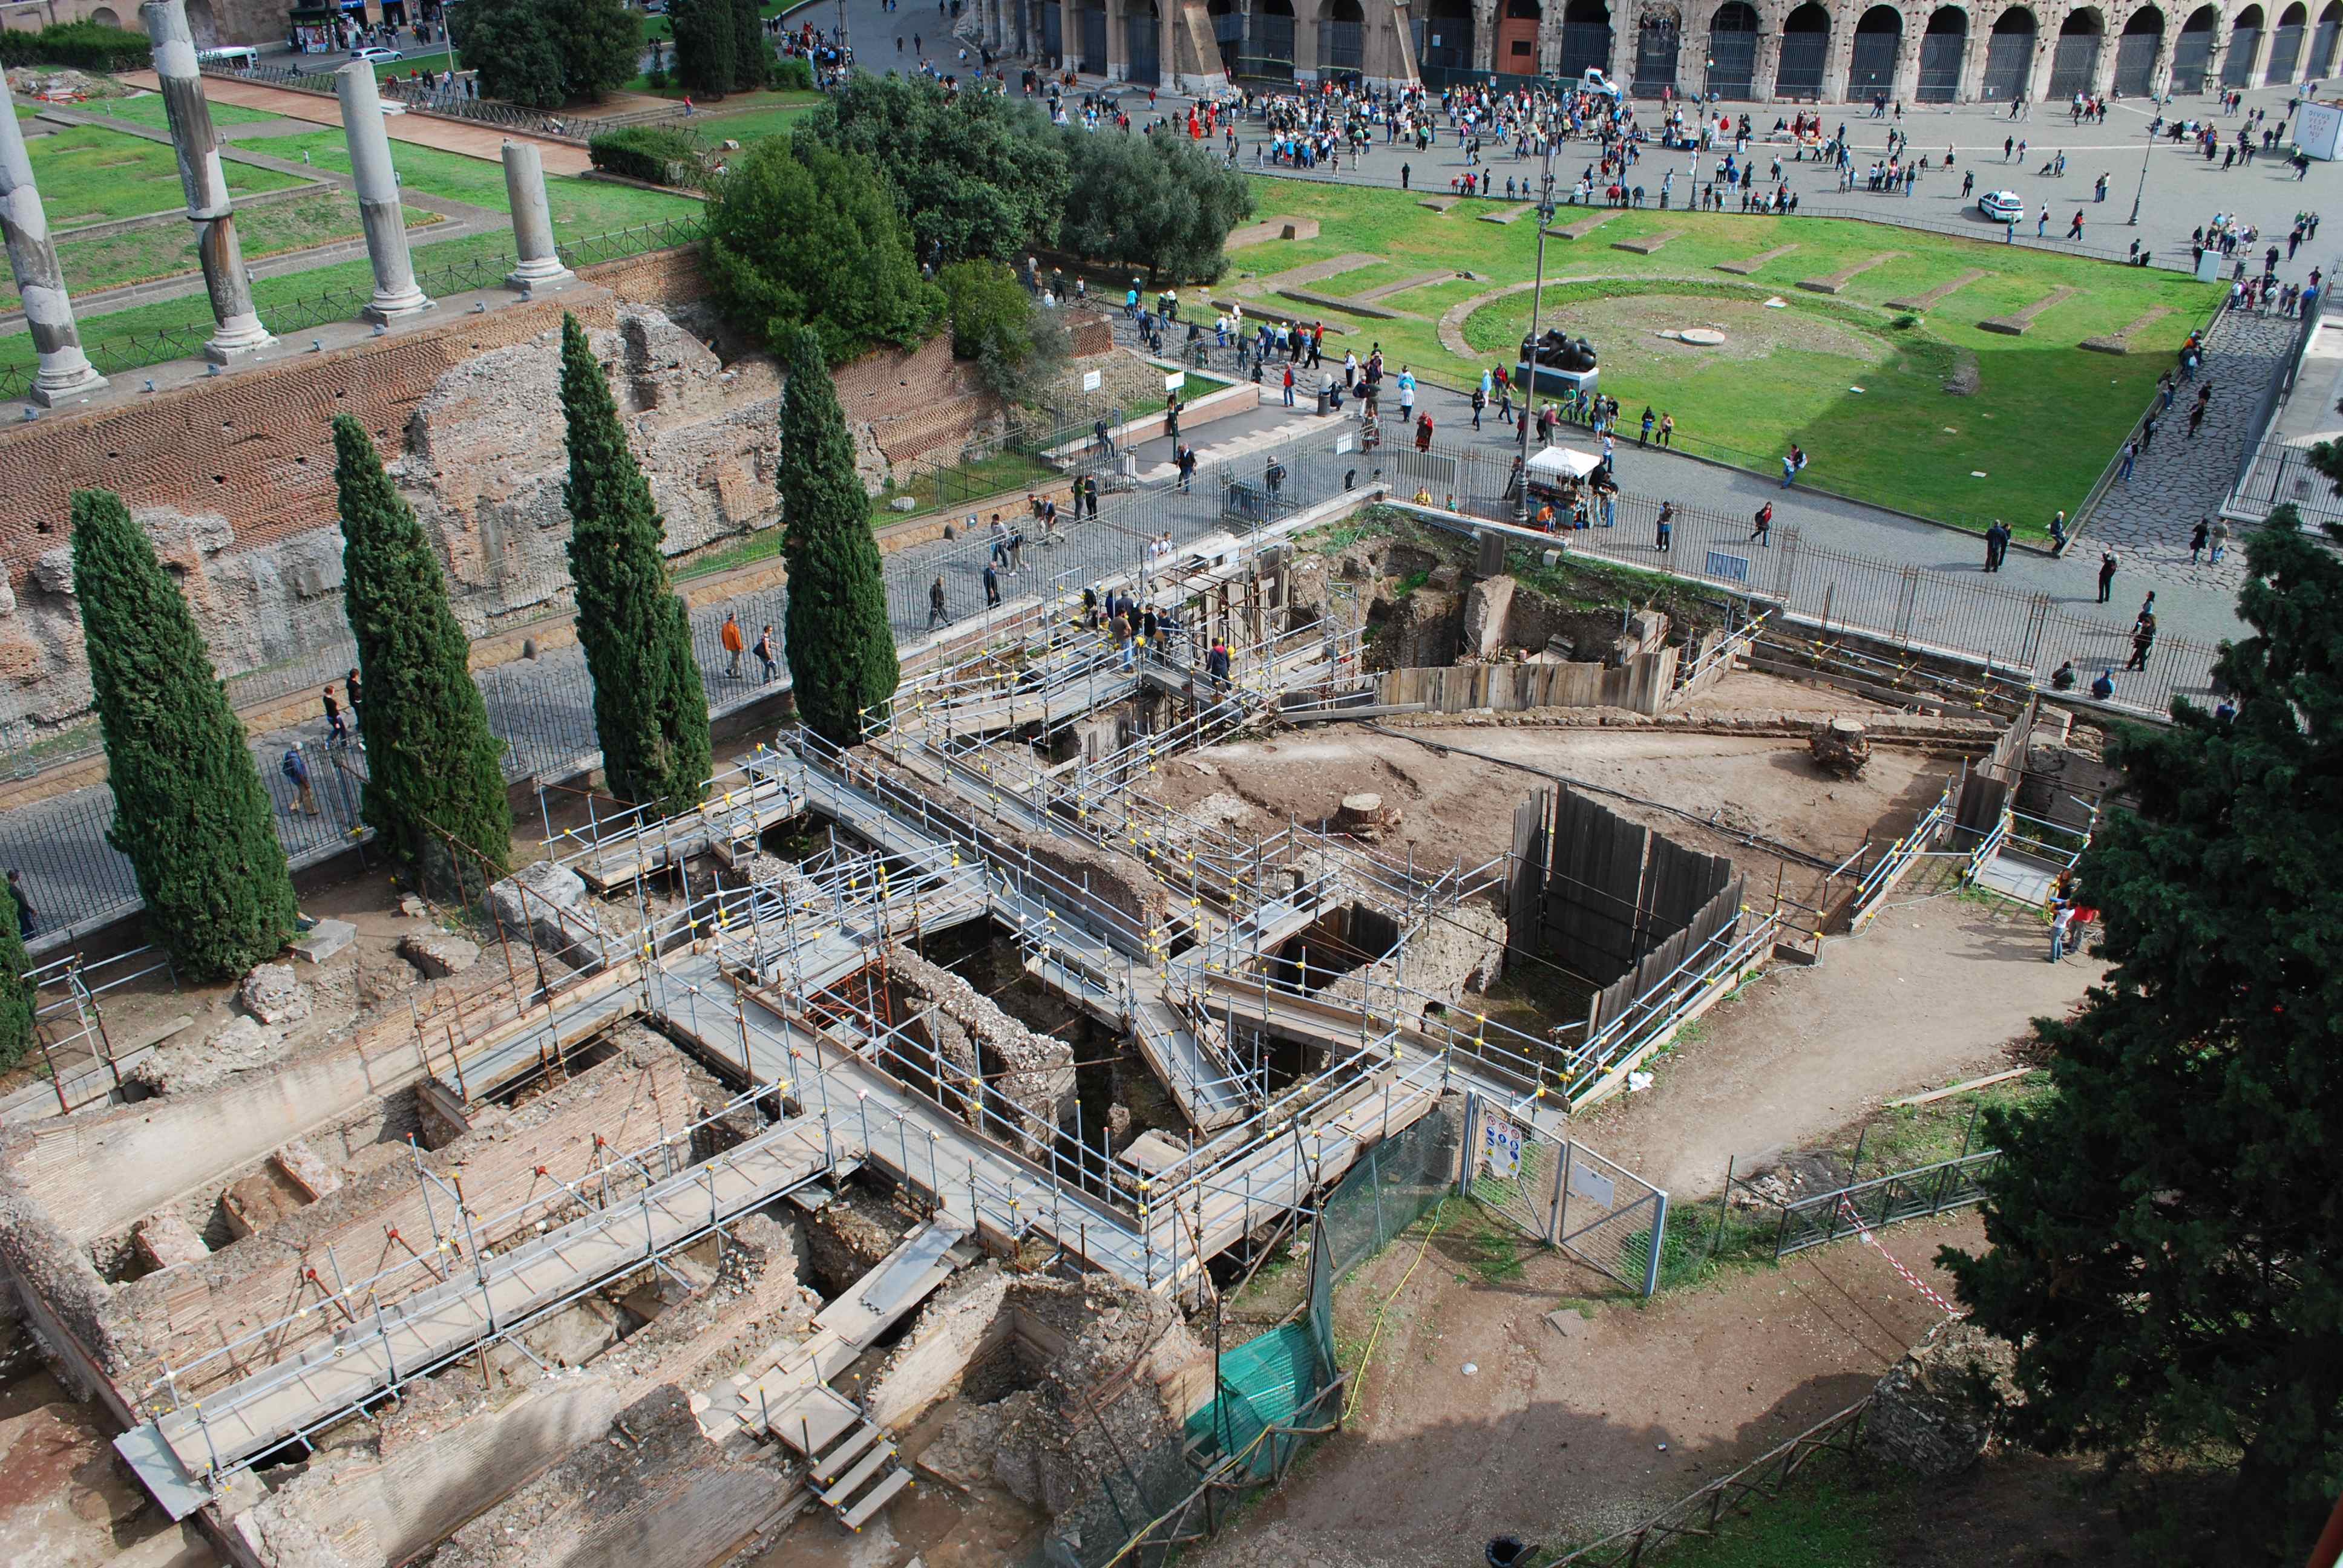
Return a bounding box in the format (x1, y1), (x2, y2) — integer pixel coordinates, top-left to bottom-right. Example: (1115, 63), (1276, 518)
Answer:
(0, 495), (2117, 1568)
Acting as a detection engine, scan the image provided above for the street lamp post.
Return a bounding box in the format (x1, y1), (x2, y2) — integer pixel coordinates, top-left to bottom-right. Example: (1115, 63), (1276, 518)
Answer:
(1515, 140), (1560, 526)
(2129, 121), (2152, 225)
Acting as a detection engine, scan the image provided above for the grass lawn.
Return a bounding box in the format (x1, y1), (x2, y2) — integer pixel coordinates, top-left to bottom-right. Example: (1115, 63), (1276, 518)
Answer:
(1220, 178), (2217, 536)
(76, 92), (286, 131)
(264, 127), (702, 231)
(23, 122), (302, 224)
(686, 91), (824, 143)
(0, 192), (439, 313)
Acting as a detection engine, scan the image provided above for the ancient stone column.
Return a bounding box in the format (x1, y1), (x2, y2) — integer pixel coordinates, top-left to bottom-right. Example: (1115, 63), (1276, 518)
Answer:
(335, 63), (431, 322)
(0, 77), (106, 405)
(143, 0), (274, 361)
(500, 141), (574, 297)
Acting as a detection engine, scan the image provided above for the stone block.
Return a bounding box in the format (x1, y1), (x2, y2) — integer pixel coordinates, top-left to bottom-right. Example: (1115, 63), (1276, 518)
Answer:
(125, 1013), (287, 1097)
(131, 1210), (209, 1272)
(272, 1139), (342, 1202)
(290, 918), (356, 965)
(399, 930), (481, 979)
(239, 963), (312, 1026)
(1462, 573), (1517, 657)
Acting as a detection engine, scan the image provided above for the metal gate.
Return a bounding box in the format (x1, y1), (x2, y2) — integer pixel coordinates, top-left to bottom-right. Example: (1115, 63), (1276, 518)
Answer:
(1319, 18), (1364, 70)
(1464, 1097), (1670, 1296)
(1918, 25), (1965, 97)
(2223, 25), (2260, 84)
(1559, 19), (1613, 76)
(1080, 2), (1107, 73)
(2172, 22), (2214, 85)
(2113, 27), (2158, 93)
(1708, 23), (1758, 94)
(2269, 19), (2304, 77)
(1633, 15), (1679, 92)
(1776, 25), (1830, 94)
(2315, 16), (2340, 74)
(1126, 4), (1160, 82)
(1849, 26), (1899, 94)
(1243, 8), (1295, 77)
(2047, 30), (2100, 97)
(1982, 25), (2033, 97)
(1041, 0), (1062, 60)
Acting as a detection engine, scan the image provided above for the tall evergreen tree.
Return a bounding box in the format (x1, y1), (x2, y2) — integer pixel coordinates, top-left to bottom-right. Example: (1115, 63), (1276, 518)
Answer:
(729, 0), (765, 91)
(71, 489), (295, 980)
(0, 904), (31, 1073)
(779, 325), (899, 745)
(1944, 505), (2343, 1563)
(331, 415), (513, 893)
(669, 0), (736, 98)
(557, 315), (712, 813)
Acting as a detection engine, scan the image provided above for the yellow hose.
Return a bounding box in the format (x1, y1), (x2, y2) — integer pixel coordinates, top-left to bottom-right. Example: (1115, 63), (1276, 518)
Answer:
(1343, 1196), (1453, 1422)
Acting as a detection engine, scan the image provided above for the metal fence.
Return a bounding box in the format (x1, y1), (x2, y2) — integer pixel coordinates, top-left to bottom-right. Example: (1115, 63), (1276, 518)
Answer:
(198, 61), (691, 145)
(1464, 1093), (1669, 1295)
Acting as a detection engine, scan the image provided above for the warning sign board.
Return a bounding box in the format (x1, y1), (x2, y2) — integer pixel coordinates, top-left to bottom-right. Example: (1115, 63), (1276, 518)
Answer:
(1481, 1113), (1522, 1181)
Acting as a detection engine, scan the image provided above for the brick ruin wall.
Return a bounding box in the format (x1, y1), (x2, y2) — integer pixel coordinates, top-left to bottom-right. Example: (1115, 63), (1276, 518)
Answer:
(0, 247), (1119, 736)
(83, 1043), (687, 1394)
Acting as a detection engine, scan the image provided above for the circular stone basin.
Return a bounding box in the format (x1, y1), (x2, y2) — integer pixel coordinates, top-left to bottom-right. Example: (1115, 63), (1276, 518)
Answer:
(1675, 327), (1727, 346)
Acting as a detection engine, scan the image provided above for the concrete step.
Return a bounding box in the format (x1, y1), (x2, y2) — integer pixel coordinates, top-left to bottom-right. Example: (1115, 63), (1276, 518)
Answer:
(839, 1466), (914, 1530)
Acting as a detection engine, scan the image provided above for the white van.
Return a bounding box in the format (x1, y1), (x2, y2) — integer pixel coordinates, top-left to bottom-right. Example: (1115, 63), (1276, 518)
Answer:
(197, 45), (261, 70)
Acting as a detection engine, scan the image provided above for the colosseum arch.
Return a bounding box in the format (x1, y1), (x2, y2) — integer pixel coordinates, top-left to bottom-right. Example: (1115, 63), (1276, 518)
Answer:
(1560, 0), (1616, 75)
(1982, 4), (2037, 99)
(2113, 4), (2164, 91)
(1632, 1), (1683, 90)
(1496, 0), (1543, 70)
(2171, 1), (2218, 83)
(2223, 2), (2266, 85)
(1847, 2), (1902, 93)
(183, 0), (218, 45)
(1708, 0), (1761, 94)
(87, 5), (120, 24)
(1919, 5), (1970, 97)
(2049, 5), (2105, 95)
(2267, 0), (2307, 76)
(1316, 0), (1366, 75)
(2313, 0), (2340, 73)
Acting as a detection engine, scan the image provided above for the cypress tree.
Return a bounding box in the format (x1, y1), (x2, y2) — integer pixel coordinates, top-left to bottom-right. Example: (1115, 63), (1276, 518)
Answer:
(779, 325), (899, 745)
(729, 0), (764, 91)
(332, 415), (513, 895)
(71, 489), (296, 980)
(0, 906), (30, 1073)
(558, 314), (712, 813)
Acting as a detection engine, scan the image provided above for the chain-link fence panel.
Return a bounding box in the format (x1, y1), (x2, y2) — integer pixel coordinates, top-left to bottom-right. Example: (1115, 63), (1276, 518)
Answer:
(1318, 1096), (1466, 1281)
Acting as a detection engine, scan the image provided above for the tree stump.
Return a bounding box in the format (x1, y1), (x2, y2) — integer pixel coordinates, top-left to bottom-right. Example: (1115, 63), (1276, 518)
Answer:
(1810, 718), (1872, 778)
(1336, 792), (1393, 839)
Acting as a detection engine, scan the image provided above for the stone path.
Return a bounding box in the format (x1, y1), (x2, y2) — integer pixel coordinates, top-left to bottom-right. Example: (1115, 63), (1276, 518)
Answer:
(2080, 305), (2301, 591)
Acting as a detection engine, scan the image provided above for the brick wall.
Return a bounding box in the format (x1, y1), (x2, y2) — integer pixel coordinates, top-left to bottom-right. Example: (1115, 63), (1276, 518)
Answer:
(107, 1045), (691, 1397)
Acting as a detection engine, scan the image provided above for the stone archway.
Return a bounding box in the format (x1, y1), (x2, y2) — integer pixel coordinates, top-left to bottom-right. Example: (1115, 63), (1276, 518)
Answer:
(1560, 0), (1614, 74)
(87, 5), (120, 24)
(1918, 5), (1969, 97)
(1849, 4), (1902, 96)
(2268, 0), (2307, 76)
(1706, 0), (1760, 96)
(2224, 2), (2266, 85)
(183, 0), (218, 46)
(2113, 5), (2164, 90)
(1775, 0), (1832, 95)
(1633, 1), (1682, 90)
(1982, 5), (2036, 99)
(1496, 0), (1543, 70)
(1317, 0), (1366, 74)
(2172, 1), (2218, 82)
(2048, 5), (2103, 96)
(2313, 0), (2340, 72)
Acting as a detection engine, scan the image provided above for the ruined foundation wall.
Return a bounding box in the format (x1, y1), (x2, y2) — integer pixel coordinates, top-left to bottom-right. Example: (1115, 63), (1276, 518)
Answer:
(886, 943), (1074, 1161)
(111, 1045), (691, 1398)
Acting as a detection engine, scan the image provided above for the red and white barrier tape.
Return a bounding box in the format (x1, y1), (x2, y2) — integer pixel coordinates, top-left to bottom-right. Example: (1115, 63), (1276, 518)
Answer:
(1837, 1197), (1965, 1318)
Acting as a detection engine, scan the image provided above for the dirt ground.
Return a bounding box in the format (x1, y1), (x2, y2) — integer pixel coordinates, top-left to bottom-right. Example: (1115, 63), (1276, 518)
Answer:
(1148, 719), (1956, 894)
(1193, 1209), (1994, 1568)
(0, 1309), (211, 1568)
(1579, 887), (2100, 1197)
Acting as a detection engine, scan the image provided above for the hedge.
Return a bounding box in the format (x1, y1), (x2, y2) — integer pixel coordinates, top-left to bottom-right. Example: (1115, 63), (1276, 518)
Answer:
(586, 125), (705, 188)
(0, 21), (154, 71)
(770, 56), (814, 91)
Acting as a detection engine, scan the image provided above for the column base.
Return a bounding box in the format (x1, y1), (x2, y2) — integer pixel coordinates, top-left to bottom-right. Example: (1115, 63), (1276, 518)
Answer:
(506, 261), (576, 298)
(203, 315), (278, 363)
(362, 288), (436, 325)
(30, 356), (109, 407)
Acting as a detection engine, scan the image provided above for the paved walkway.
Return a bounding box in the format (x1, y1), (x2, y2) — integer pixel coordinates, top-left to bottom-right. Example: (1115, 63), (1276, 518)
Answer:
(112, 70), (593, 174)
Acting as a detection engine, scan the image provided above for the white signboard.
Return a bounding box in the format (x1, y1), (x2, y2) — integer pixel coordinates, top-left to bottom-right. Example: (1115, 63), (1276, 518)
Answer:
(1164, 371), (1184, 394)
(1481, 1114), (1522, 1182)
(1082, 369), (1103, 393)
(2299, 100), (2343, 161)
(1568, 1161), (1616, 1210)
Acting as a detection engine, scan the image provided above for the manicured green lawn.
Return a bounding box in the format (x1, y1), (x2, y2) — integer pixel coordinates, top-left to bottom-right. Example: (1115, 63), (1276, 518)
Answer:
(687, 91), (824, 143)
(76, 93), (286, 131)
(22, 122), (301, 224)
(0, 192), (440, 313)
(1222, 179), (2217, 536)
(264, 127), (702, 231)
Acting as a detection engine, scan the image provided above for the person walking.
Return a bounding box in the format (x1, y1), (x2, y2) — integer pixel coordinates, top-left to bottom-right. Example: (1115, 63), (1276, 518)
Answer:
(2096, 550), (2119, 604)
(2189, 518), (2210, 564)
(281, 743), (321, 817)
(2210, 517), (2230, 564)
(754, 624), (778, 681)
(928, 575), (949, 629)
(1655, 500), (1674, 553)
(2119, 439), (2137, 480)
(720, 611), (746, 677)
(1780, 446), (1800, 487)
(1415, 411), (1434, 451)
(1749, 501), (1774, 547)
(1984, 518), (2010, 570)
(322, 684), (347, 745)
(1471, 384), (1486, 431)
(1083, 474), (1100, 520)
(983, 562), (1001, 608)
(1282, 363), (1296, 407)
